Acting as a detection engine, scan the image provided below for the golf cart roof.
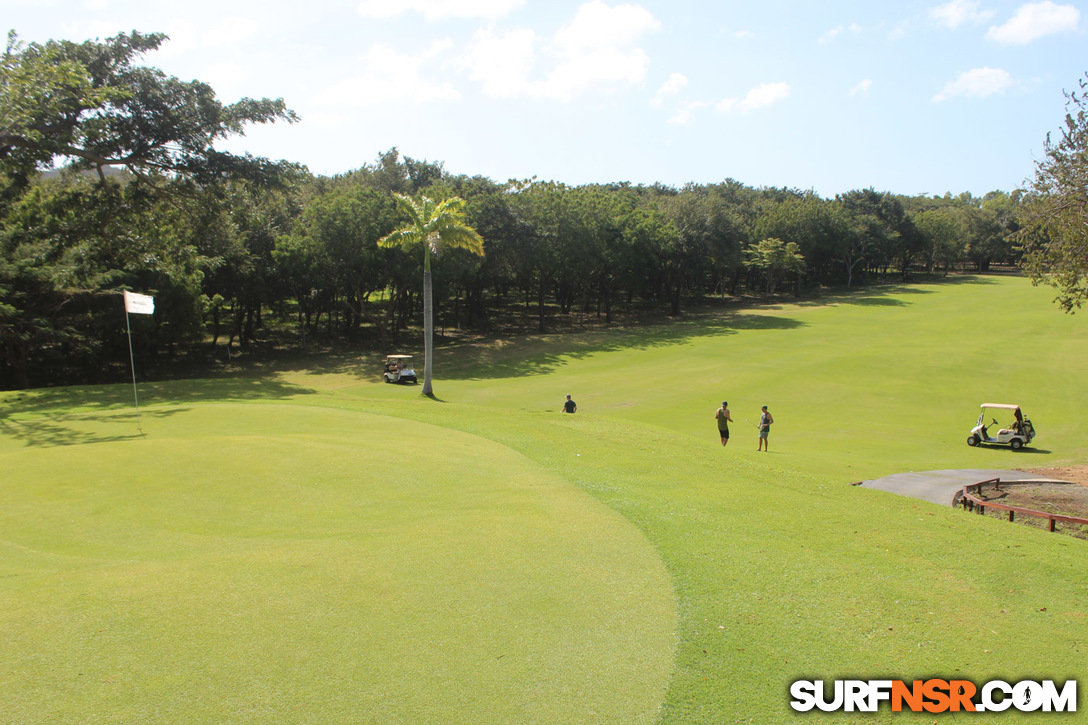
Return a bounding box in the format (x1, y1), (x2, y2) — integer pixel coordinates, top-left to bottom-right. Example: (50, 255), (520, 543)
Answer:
(980, 403), (1020, 411)
(385, 354), (413, 359)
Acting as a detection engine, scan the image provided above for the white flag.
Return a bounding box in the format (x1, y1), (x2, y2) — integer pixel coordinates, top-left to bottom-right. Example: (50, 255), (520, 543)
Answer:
(123, 290), (155, 315)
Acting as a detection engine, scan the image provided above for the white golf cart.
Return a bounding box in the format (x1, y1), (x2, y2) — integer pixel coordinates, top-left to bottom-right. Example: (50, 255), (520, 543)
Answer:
(383, 354), (417, 384)
(967, 403), (1035, 450)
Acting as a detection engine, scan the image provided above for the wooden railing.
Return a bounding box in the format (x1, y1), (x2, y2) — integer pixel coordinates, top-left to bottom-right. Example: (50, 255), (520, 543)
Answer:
(959, 478), (1088, 533)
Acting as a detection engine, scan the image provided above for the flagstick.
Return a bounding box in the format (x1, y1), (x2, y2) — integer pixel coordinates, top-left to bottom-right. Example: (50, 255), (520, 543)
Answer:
(124, 306), (144, 436)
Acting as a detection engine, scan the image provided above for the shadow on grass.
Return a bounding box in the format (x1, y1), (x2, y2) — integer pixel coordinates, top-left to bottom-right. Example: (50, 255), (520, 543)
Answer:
(436, 311), (806, 381)
(0, 276), (1007, 401)
(794, 275), (999, 308)
(169, 280), (966, 384)
(0, 376), (317, 420)
(118, 305), (812, 386)
(0, 407), (191, 447)
(432, 277), (1009, 381)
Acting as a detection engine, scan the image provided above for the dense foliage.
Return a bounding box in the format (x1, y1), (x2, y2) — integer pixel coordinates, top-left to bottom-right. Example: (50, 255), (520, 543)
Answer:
(1020, 72), (1088, 312)
(1, 31), (298, 388)
(0, 30), (1057, 389)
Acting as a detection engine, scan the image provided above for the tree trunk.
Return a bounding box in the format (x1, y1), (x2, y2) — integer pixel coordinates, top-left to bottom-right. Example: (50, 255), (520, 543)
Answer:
(211, 305), (221, 348)
(537, 280), (547, 332)
(233, 304), (245, 350)
(3, 340), (30, 389)
(422, 264), (434, 396)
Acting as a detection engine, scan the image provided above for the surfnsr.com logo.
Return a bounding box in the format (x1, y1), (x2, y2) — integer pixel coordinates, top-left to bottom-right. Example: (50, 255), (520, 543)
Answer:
(790, 679), (1077, 713)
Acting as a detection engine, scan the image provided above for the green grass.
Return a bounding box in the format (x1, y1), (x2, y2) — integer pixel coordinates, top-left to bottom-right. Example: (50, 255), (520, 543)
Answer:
(0, 405), (673, 723)
(2, 275), (1087, 723)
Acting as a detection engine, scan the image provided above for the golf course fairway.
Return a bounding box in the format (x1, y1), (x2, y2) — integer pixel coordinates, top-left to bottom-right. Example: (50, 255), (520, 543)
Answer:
(2, 275), (1086, 723)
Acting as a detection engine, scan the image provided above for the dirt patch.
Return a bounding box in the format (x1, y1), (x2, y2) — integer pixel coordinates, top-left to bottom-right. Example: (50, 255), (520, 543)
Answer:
(969, 466), (1088, 540)
(1018, 465), (1088, 486)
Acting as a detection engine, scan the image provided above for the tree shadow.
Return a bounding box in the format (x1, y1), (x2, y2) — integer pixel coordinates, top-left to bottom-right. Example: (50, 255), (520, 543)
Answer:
(0, 407), (191, 447)
(434, 311), (806, 381)
(0, 275), (1008, 402)
(794, 276), (999, 309)
(795, 285), (925, 308)
(0, 376), (319, 448)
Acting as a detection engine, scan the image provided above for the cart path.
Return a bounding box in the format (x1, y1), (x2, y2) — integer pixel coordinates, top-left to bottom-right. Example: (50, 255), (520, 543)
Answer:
(856, 469), (1073, 506)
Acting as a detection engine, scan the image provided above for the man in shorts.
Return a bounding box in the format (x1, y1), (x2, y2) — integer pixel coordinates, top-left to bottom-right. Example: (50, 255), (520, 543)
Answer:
(757, 405), (773, 451)
(715, 401), (733, 446)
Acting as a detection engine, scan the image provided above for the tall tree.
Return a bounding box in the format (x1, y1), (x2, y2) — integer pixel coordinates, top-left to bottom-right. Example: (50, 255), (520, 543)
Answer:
(744, 237), (805, 295)
(0, 30), (298, 388)
(378, 194), (484, 395)
(290, 182), (399, 344)
(1, 31), (297, 186)
(912, 205), (962, 274)
(1019, 73), (1088, 312)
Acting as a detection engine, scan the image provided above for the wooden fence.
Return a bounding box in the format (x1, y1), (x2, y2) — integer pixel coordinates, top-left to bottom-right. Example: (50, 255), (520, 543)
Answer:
(959, 478), (1088, 533)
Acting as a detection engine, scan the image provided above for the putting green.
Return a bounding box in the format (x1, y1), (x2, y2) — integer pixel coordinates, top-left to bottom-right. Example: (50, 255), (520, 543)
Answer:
(0, 404), (675, 724)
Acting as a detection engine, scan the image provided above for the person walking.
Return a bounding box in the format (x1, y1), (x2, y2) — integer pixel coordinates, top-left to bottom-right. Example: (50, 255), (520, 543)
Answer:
(562, 394), (577, 413)
(715, 401), (733, 446)
(757, 405), (773, 451)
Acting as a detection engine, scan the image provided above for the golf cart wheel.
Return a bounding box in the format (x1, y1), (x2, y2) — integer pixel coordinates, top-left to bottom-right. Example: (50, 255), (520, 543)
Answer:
(1010, 439), (1023, 451)
(967, 435), (980, 447)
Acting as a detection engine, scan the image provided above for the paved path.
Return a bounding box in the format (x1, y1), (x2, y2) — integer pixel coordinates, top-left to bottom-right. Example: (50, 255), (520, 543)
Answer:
(857, 469), (1072, 507)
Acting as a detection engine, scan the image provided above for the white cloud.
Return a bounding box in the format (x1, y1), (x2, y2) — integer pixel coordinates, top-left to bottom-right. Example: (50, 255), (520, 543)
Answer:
(357, 0), (525, 21)
(717, 82), (791, 113)
(459, 1), (660, 102)
(543, 1), (659, 100)
(929, 0), (995, 29)
(889, 20), (913, 40)
(300, 111), (348, 128)
(668, 100), (709, 125)
(544, 45), (651, 101)
(313, 41), (460, 107)
(460, 27), (538, 98)
(140, 17), (260, 60)
(651, 72), (688, 107)
(740, 82), (790, 110)
(140, 21), (197, 59)
(553, 1), (659, 54)
(202, 16), (261, 47)
(932, 67), (1014, 102)
(61, 19), (145, 43)
(987, 1), (1080, 43)
(201, 62), (248, 94)
(850, 79), (873, 96)
(818, 23), (862, 44)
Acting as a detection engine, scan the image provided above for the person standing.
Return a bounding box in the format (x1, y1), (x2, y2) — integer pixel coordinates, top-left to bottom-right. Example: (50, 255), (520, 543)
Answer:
(563, 394), (577, 413)
(757, 405), (773, 451)
(715, 401), (733, 446)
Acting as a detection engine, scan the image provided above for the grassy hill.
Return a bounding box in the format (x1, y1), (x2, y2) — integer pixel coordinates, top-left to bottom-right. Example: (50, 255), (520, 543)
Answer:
(2, 275), (1086, 723)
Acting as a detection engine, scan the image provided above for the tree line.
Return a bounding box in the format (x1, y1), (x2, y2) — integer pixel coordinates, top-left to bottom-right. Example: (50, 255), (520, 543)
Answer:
(1, 31), (1082, 390)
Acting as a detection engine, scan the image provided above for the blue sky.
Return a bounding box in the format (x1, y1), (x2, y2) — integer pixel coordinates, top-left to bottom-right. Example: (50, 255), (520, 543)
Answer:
(5, 0), (1085, 197)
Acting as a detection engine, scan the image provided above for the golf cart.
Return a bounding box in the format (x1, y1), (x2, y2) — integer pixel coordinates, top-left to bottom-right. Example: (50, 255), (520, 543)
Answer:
(383, 354), (417, 384)
(967, 403), (1035, 450)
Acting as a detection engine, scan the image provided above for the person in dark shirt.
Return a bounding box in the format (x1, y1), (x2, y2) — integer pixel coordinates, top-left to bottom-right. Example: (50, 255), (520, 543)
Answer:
(715, 401), (732, 446)
(563, 394), (577, 413)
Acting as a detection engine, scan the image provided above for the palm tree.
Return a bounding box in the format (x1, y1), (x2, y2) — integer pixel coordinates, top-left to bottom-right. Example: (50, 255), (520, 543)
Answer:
(378, 194), (484, 395)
